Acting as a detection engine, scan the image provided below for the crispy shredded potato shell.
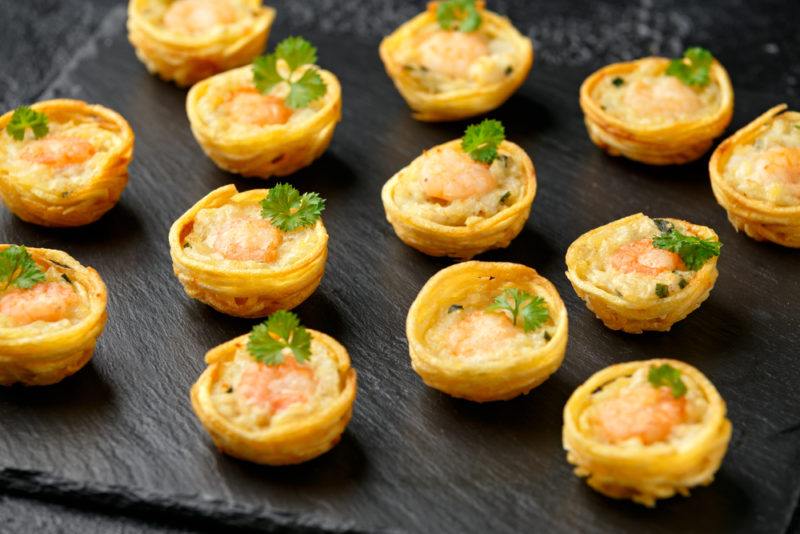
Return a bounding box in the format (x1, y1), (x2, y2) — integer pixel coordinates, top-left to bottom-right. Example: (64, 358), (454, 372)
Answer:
(169, 185), (328, 318)
(0, 246), (107, 386)
(563, 358), (731, 506)
(407, 261), (568, 402)
(0, 99), (133, 227)
(191, 329), (357, 465)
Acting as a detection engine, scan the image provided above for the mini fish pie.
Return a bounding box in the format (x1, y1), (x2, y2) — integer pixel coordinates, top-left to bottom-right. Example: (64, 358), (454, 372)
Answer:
(127, 0), (275, 87)
(407, 261), (568, 402)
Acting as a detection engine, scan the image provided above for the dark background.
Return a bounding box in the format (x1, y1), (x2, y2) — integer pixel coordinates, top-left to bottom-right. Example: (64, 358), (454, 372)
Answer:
(0, 1), (799, 532)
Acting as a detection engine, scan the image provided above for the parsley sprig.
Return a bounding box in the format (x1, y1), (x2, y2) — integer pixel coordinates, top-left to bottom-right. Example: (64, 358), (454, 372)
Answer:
(648, 364), (687, 398)
(6, 106), (49, 141)
(652, 228), (721, 271)
(437, 0), (481, 32)
(246, 310), (312, 365)
(260, 183), (325, 232)
(0, 245), (46, 290)
(487, 288), (550, 333)
(462, 119), (505, 164)
(666, 47), (713, 87)
(253, 36), (327, 109)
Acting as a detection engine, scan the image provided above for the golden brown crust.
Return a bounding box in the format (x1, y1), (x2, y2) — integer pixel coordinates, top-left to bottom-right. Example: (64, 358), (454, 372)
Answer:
(379, 1), (533, 122)
(709, 104), (800, 247)
(0, 246), (108, 386)
(407, 261), (568, 402)
(168, 185), (328, 318)
(190, 329), (357, 465)
(563, 358), (731, 506)
(186, 66), (342, 178)
(579, 58), (734, 165)
(565, 214), (719, 333)
(0, 99), (134, 227)
(127, 0), (275, 87)
(381, 139), (536, 259)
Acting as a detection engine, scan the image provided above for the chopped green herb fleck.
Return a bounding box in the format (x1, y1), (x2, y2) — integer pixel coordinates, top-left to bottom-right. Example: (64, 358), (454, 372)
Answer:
(500, 191), (511, 205)
(448, 304), (464, 313)
(544, 331), (552, 341)
(505, 66), (513, 76)
(655, 283), (669, 298)
(612, 77), (624, 87)
(678, 277), (688, 289)
(61, 273), (73, 285)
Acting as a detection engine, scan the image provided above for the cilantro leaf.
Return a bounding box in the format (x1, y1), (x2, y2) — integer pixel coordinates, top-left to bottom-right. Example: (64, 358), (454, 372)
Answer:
(260, 183), (326, 232)
(648, 364), (687, 398)
(252, 54), (283, 95)
(652, 229), (721, 271)
(251, 36), (327, 109)
(0, 245), (46, 290)
(437, 0), (481, 32)
(287, 68), (327, 110)
(276, 36), (318, 71)
(461, 119), (505, 164)
(247, 310), (312, 365)
(487, 287), (550, 333)
(6, 106), (49, 141)
(666, 47), (713, 87)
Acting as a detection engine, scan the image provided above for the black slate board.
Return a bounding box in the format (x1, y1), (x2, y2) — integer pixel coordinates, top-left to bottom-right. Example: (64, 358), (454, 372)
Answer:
(1, 2), (800, 533)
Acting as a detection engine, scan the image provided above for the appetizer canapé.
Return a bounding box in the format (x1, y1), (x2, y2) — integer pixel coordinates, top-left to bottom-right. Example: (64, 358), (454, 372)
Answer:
(379, 0), (533, 121)
(580, 47), (733, 165)
(407, 261), (567, 402)
(191, 311), (357, 465)
(0, 245), (107, 386)
(563, 359), (731, 506)
(710, 104), (800, 247)
(382, 119), (536, 259)
(0, 100), (134, 227)
(565, 214), (720, 333)
(169, 184), (328, 318)
(127, 0), (275, 87)
(187, 36), (341, 178)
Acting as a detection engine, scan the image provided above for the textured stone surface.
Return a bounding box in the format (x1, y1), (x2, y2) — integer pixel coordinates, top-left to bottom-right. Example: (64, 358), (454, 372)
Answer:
(0, 1), (799, 533)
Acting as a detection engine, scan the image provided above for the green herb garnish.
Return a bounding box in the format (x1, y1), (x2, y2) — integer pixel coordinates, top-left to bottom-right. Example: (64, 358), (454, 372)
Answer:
(500, 191), (511, 205)
(462, 119), (505, 164)
(437, 0), (481, 32)
(0, 245), (46, 290)
(666, 47), (713, 87)
(246, 310), (311, 365)
(612, 77), (624, 87)
(678, 277), (688, 289)
(648, 364), (687, 398)
(6, 106), (49, 141)
(487, 288), (549, 333)
(260, 183), (325, 232)
(252, 36), (327, 109)
(652, 229), (721, 271)
(544, 331), (552, 341)
(655, 283), (669, 298)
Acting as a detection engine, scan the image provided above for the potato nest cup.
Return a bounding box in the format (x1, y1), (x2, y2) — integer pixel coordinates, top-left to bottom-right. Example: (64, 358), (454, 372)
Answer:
(381, 139), (536, 259)
(563, 358), (731, 506)
(0, 99), (134, 227)
(379, 1), (533, 122)
(169, 185), (328, 318)
(186, 65), (342, 178)
(406, 261), (568, 402)
(579, 57), (733, 165)
(127, 0), (275, 87)
(191, 329), (357, 465)
(0, 246), (108, 386)
(710, 104), (800, 247)
(565, 213), (719, 333)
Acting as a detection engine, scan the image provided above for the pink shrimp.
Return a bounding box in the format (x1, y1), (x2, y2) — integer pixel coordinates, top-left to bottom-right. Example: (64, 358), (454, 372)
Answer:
(623, 76), (704, 121)
(0, 282), (79, 326)
(610, 239), (685, 276)
(223, 88), (293, 126)
(754, 146), (800, 192)
(206, 215), (283, 262)
(591, 385), (687, 445)
(445, 310), (519, 357)
(421, 146), (497, 202)
(417, 30), (489, 78)
(163, 0), (237, 34)
(237, 357), (316, 413)
(20, 137), (96, 166)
